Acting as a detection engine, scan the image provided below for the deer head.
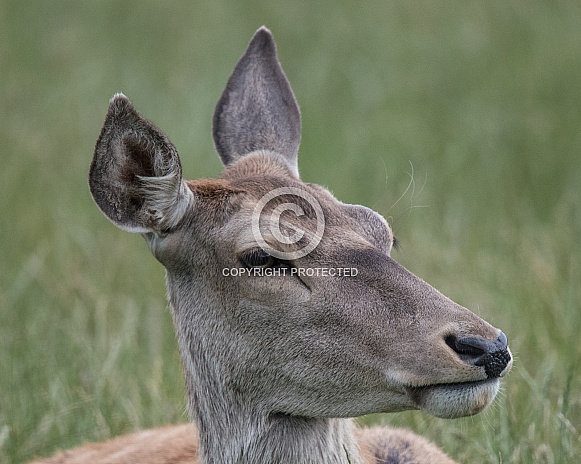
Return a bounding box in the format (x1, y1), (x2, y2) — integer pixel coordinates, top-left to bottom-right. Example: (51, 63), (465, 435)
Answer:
(89, 27), (511, 463)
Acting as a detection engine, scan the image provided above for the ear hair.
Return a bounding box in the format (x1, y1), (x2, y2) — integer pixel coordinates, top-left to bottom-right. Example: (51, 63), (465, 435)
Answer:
(136, 170), (193, 233)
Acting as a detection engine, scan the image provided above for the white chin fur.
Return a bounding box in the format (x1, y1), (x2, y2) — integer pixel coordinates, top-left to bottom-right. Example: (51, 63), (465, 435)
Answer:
(408, 379), (500, 419)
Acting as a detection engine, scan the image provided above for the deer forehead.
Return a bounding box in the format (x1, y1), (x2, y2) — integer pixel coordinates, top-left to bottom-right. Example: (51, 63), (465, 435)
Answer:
(185, 167), (393, 256)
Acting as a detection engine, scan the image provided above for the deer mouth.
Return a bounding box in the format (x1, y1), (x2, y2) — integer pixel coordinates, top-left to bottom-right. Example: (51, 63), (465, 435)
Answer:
(405, 378), (500, 419)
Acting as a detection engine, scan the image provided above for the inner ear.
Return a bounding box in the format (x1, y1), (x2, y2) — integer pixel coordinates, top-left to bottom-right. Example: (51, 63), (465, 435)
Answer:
(122, 136), (156, 181)
(212, 27), (301, 175)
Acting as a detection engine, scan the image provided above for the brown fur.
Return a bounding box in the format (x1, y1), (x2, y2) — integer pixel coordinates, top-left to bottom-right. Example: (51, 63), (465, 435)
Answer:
(186, 179), (241, 198)
(30, 424), (456, 464)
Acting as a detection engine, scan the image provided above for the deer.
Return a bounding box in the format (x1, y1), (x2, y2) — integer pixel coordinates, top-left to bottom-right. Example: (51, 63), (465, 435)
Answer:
(30, 27), (512, 464)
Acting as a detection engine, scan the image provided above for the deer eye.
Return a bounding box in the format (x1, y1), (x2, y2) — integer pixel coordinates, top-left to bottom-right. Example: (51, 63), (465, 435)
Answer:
(239, 249), (276, 269)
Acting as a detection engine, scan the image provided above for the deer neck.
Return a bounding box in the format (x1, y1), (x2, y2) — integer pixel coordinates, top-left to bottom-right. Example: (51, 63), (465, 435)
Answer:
(178, 340), (364, 463)
(191, 386), (363, 464)
(167, 285), (363, 464)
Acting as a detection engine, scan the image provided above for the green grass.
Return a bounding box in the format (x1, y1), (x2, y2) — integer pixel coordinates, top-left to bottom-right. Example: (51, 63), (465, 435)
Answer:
(1, 1), (580, 462)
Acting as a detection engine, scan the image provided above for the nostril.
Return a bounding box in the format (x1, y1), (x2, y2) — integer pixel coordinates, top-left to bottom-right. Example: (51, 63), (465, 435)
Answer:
(445, 332), (512, 379)
(445, 335), (489, 357)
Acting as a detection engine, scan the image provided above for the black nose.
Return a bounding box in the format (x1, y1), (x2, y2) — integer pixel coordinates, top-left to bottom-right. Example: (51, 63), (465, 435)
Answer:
(446, 331), (511, 378)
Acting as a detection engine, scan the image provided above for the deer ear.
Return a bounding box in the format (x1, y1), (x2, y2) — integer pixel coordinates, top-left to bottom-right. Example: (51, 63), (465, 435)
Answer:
(213, 27), (301, 174)
(89, 94), (194, 234)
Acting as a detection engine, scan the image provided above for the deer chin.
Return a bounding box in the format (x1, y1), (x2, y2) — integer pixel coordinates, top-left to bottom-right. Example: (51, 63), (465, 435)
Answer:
(405, 378), (500, 419)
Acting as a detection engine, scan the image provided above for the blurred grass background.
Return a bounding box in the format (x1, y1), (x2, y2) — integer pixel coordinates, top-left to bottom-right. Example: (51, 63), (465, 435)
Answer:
(1, 1), (580, 462)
